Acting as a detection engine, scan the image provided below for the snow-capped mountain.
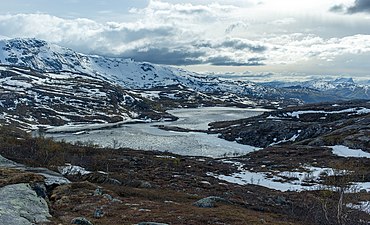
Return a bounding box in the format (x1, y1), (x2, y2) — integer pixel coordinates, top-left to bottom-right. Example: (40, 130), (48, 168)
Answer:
(1, 38), (370, 130)
(0, 38), (271, 97)
(262, 78), (370, 101)
(0, 65), (176, 131)
(0, 38), (272, 130)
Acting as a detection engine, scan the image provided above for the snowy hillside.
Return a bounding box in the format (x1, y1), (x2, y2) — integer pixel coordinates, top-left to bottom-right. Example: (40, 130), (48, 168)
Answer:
(0, 65), (175, 131)
(0, 38), (272, 97)
(2, 38), (369, 106)
(262, 78), (370, 100)
(1, 37), (370, 131)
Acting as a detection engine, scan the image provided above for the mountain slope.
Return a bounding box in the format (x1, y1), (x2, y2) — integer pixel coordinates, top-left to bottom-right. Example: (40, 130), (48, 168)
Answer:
(2, 38), (369, 106)
(262, 78), (370, 101)
(0, 38), (270, 96)
(0, 65), (174, 131)
(1, 38), (370, 131)
(209, 100), (370, 150)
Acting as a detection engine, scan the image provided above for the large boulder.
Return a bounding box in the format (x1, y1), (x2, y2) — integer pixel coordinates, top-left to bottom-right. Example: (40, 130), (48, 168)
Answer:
(0, 183), (51, 225)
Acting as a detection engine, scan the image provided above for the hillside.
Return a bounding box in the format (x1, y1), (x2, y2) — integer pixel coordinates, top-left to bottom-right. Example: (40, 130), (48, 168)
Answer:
(210, 100), (370, 150)
(0, 65), (177, 131)
(0, 38), (369, 225)
(2, 38), (370, 132)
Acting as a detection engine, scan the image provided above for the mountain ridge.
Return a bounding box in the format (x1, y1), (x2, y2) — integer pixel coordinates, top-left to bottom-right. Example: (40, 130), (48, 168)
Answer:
(1, 38), (370, 131)
(2, 38), (369, 101)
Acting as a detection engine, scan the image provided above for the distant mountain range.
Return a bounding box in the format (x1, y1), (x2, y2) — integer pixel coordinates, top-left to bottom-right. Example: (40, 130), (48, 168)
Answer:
(1, 38), (369, 130)
(262, 77), (370, 101)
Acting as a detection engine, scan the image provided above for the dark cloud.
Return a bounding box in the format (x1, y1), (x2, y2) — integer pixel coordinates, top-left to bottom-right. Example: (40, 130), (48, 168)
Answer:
(206, 56), (265, 66)
(330, 0), (370, 14)
(101, 26), (175, 43)
(220, 39), (266, 52)
(347, 0), (370, 14)
(215, 72), (274, 80)
(121, 47), (204, 65)
(329, 5), (345, 13)
(194, 39), (267, 52)
(121, 47), (266, 67)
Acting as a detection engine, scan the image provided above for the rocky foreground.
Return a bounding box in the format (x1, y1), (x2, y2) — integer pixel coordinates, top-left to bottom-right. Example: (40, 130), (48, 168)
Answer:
(0, 124), (369, 225)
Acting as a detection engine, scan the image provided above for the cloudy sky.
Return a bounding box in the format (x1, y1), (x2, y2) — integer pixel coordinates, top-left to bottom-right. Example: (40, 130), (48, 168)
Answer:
(1, 0), (370, 80)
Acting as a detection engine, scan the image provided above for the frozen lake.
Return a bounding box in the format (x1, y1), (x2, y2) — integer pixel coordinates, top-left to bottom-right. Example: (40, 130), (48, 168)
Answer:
(47, 107), (267, 158)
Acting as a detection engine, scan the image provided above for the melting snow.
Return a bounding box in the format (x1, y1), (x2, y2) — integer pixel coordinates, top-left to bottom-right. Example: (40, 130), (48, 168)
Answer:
(210, 161), (330, 191)
(269, 130), (301, 146)
(347, 202), (370, 214)
(209, 161), (368, 192)
(286, 108), (370, 118)
(330, 145), (370, 158)
(58, 164), (91, 176)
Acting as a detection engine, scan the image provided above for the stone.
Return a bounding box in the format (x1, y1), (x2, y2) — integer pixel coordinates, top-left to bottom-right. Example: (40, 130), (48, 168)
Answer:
(137, 222), (169, 225)
(93, 207), (104, 218)
(0, 183), (51, 225)
(71, 217), (93, 225)
(112, 198), (123, 203)
(193, 196), (229, 208)
(275, 196), (288, 205)
(103, 193), (113, 201)
(93, 188), (103, 196)
(359, 189), (368, 193)
(31, 183), (47, 199)
(0, 155), (22, 168)
(0, 154), (70, 187)
(139, 181), (152, 189)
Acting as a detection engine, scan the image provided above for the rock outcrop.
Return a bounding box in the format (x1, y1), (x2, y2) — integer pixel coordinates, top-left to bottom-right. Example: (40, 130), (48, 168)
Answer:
(0, 183), (51, 225)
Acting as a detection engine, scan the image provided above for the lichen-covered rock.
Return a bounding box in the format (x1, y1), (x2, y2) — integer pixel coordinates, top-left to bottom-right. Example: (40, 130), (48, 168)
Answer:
(0, 183), (51, 225)
(71, 217), (94, 225)
(137, 222), (169, 225)
(193, 196), (229, 208)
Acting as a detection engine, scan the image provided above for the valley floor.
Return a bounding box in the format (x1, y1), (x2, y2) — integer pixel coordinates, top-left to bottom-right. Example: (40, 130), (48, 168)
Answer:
(0, 127), (369, 225)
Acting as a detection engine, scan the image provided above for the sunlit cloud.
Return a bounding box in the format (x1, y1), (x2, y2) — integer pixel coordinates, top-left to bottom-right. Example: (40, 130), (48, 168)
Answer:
(0, 0), (370, 77)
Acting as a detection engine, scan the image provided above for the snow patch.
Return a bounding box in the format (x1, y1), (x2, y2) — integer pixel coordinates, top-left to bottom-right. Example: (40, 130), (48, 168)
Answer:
(347, 201), (370, 214)
(58, 164), (91, 176)
(330, 145), (370, 158)
(208, 161), (365, 192)
(286, 108), (370, 118)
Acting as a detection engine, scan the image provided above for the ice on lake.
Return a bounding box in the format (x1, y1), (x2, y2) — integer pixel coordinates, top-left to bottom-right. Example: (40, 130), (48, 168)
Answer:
(48, 107), (266, 158)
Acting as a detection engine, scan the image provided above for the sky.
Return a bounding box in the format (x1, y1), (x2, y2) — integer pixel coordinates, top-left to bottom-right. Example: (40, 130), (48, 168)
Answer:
(0, 0), (370, 81)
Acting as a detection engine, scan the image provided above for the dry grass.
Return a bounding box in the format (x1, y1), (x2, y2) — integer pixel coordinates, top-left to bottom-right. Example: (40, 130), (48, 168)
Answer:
(0, 168), (44, 188)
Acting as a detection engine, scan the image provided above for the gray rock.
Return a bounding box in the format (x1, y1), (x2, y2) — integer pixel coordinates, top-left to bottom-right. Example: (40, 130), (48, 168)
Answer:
(275, 196), (288, 205)
(139, 181), (152, 189)
(112, 198), (123, 203)
(31, 183), (47, 199)
(0, 155), (22, 168)
(108, 178), (122, 185)
(0, 154), (70, 186)
(359, 189), (368, 193)
(71, 217), (94, 225)
(103, 193), (113, 201)
(138, 223), (169, 225)
(26, 167), (70, 186)
(193, 196), (229, 208)
(0, 183), (51, 225)
(93, 207), (104, 218)
(93, 188), (103, 196)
